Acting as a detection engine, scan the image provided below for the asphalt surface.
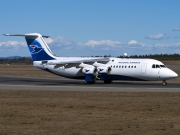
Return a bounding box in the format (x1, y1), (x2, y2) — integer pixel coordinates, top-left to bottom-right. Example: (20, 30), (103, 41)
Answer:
(0, 75), (180, 92)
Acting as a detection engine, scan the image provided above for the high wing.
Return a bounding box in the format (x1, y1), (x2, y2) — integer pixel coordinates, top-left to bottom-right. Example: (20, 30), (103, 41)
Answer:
(43, 57), (110, 68)
(46, 57), (110, 65)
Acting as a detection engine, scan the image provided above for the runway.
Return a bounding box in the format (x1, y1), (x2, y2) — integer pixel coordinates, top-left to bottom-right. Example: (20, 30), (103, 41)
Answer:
(0, 75), (180, 92)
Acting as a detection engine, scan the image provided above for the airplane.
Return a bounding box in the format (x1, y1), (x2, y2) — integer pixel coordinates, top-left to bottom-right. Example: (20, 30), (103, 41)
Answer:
(3, 33), (178, 85)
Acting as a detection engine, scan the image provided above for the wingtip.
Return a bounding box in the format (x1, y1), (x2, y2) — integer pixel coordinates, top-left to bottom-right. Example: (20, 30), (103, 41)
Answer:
(3, 34), (9, 36)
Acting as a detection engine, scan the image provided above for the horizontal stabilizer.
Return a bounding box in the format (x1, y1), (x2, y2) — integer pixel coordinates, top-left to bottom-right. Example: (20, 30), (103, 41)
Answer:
(3, 33), (49, 38)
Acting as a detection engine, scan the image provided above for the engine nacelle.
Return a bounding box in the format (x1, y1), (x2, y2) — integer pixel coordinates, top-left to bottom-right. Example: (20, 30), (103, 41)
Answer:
(82, 67), (97, 75)
(97, 66), (111, 74)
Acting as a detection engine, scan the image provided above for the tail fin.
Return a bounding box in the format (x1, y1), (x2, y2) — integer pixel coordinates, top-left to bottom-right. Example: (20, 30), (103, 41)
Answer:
(3, 33), (56, 61)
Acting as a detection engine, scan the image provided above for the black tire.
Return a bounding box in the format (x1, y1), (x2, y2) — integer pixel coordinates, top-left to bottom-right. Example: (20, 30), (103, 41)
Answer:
(162, 82), (167, 86)
(104, 80), (112, 84)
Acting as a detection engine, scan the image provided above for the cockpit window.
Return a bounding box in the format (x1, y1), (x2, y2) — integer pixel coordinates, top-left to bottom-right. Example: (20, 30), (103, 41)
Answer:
(160, 65), (166, 68)
(152, 64), (155, 68)
(152, 64), (166, 68)
(156, 65), (160, 68)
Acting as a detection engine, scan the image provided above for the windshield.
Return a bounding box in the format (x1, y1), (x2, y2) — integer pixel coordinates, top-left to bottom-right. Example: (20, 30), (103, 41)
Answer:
(160, 65), (166, 68)
(152, 64), (166, 68)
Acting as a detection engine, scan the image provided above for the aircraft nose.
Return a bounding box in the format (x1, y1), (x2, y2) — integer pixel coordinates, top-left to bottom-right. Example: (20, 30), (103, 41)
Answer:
(169, 70), (178, 78)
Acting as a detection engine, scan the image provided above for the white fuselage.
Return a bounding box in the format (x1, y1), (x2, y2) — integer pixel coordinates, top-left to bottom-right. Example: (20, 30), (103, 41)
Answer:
(33, 57), (178, 81)
(4, 33), (178, 84)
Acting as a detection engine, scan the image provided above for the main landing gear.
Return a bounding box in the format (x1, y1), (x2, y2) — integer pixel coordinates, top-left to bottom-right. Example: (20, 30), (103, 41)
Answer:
(87, 80), (96, 84)
(85, 75), (96, 84)
(162, 80), (167, 86)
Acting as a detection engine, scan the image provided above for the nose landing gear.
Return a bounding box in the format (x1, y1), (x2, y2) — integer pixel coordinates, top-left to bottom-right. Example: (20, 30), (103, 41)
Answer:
(162, 80), (167, 86)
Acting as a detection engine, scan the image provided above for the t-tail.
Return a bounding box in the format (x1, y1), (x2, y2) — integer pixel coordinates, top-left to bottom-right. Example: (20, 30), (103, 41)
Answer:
(3, 33), (56, 61)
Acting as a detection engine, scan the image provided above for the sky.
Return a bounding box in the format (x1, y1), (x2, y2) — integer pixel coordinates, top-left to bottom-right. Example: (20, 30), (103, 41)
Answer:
(0, 0), (180, 57)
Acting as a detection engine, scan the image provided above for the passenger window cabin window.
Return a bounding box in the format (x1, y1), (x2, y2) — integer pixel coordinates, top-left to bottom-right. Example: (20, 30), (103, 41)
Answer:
(128, 66), (130, 68)
(125, 66), (127, 68)
(116, 66), (118, 68)
(134, 66), (136, 68)
(122, 66), (124, 68)
(131, 66), (133, 68)
(152, 64), (155, 68)
(113, 65), (115, 68)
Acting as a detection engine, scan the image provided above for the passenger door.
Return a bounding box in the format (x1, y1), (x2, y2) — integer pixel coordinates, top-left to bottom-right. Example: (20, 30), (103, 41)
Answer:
(141, 63), (147, 74)
(156, 64), (161, 78)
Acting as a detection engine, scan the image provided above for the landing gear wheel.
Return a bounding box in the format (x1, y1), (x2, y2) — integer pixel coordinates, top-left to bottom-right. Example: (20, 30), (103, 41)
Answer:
(162, 80), (167, 86)
(87, 81), (95, 84)
(104, 80), (112, 84)
(87, 81), (96, 84)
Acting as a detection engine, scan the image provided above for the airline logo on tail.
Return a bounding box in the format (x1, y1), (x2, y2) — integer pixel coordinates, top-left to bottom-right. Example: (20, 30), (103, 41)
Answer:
(4, 33), (56, 61)
(29, 45), (43, 54)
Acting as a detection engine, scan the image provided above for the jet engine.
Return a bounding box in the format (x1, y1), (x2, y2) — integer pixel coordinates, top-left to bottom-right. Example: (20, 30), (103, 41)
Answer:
(79, 63), (97, 75)
(82, 67), (97, 75)
(97, 66), (111, 74)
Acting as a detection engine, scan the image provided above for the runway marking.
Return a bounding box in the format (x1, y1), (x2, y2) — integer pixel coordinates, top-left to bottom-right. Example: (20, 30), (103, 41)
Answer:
(0, 84), (131, 89)
(0, 84), (175, 89)
(0, 84), (180, 92)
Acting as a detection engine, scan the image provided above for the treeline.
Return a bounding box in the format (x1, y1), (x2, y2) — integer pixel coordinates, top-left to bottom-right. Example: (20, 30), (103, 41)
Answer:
(0, 57), (32, 65)
(93, 53), (180, 61)
(118, 53), (180, 60)
(0, 54), (180, 64)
